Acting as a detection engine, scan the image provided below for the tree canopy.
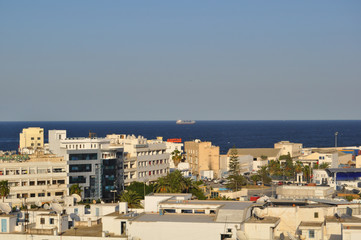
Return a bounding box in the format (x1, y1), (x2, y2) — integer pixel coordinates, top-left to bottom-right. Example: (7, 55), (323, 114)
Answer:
(0, 181), (9, 202)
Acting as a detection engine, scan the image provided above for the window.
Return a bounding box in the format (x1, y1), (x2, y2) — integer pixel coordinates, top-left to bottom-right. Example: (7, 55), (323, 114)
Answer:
(309, 230), (315, 238)
(38, 193), (45, 197)
(314, 212), (319, 218)
(37, 143), (41, 146)
(30, 193), (35, 198)
(40, 218), (45, 224)
(31, 137), (34, 140)
(37, 137), (41, 140)
(49, 218), (54, 224)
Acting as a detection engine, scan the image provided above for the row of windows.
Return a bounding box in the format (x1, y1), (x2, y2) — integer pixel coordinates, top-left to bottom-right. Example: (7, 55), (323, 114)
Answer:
(66, 144), (98, 149)
(15, 191), (64, 199)
(70, 176), (86, 184)
(9, 179), (65, 187)
(69, 164), (92, 172)
(138, 169), (167, 178)
(0, 168), (65, 176)
(137, 150), (166, 156)
(138, 159), (168, 167)
(30, 137), (41, 140)
(69, 153), (98, 161)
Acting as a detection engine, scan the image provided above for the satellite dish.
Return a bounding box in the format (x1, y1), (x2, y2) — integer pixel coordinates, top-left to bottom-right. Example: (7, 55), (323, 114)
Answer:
(51, 203), (63, 213)
(35, 201), (42, 207)
(71, 194), (82, 203)
(70, 213), (80, 221)
(0, 203), (12, 214)
(43, 204), (50, 210)
(253, 207), (266, 220)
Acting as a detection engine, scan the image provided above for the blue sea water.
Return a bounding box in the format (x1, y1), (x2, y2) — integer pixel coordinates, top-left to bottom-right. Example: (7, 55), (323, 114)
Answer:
(0, 121), (361, 154)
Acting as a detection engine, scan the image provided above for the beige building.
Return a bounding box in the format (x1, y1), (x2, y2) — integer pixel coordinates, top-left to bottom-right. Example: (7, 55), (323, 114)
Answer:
(19, 127), (44, 153)
(274, 141), (303, 158)
(0, 153), (68, 205)
(184, 140), (220, 178)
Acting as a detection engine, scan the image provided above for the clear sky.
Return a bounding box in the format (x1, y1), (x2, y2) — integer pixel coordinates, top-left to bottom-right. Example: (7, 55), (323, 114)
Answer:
(1, 1), (360, 121)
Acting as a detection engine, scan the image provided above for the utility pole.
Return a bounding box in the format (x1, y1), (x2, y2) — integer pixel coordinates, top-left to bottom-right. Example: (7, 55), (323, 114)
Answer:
(335, 132), (339, 148)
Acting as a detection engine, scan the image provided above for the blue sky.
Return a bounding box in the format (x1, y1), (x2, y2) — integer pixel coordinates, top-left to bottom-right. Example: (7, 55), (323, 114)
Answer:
(1, 1), (360, 121)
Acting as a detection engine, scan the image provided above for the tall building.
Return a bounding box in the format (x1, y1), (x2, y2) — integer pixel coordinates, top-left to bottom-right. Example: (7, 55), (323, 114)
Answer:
(19, 127), (44, 154)
(107, 134), (170, 186)
(184, 140), (220, 178)
(48, 130), (123, 200)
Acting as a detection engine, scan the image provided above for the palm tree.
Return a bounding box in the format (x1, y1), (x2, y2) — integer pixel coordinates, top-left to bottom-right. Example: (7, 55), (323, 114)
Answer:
(154, 177), (171, 193)
(171, 150), (183, 167)
(119, 190), (142, 208)
(69, 184), (83, 195)
(0, 180), (10, 202)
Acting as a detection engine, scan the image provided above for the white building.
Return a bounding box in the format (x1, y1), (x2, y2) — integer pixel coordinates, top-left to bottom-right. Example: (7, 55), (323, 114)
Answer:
(107, 134), (170, 186)
(48, 130), (123, 200)
(0, 154), (68, 205)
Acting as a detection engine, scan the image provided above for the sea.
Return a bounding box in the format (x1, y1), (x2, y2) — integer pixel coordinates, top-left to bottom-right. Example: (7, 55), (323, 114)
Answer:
(1, 120), (361, 154)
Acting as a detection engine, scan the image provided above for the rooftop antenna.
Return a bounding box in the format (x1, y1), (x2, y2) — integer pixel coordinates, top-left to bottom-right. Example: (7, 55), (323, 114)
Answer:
(43, 204), (50, 210)
(89, 131), (97, 138)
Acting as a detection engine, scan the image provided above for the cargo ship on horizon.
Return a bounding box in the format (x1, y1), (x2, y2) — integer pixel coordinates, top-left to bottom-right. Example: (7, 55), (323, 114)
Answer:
(176, 120), (196, 125)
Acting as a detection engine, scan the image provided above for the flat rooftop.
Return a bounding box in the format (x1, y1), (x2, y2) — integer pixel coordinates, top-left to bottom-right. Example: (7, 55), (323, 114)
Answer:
(326, 216), (361, 223)
(132, 213), (216, 223)
(161, 200), (254, 210)
(62, 224), (103, 237)
(299, 221), (323, 227)
(246, 217), (280, 224)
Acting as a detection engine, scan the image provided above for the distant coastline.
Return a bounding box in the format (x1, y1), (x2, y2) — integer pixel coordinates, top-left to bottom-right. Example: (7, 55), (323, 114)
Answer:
(1, 120), (361, 153)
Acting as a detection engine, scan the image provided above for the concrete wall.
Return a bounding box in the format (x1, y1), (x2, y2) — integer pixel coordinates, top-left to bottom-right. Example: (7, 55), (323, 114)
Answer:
(128, 220), (232, 240)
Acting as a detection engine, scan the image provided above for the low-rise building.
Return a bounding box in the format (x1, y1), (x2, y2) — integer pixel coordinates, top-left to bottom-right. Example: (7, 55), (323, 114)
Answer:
(274, 141), (303, 158)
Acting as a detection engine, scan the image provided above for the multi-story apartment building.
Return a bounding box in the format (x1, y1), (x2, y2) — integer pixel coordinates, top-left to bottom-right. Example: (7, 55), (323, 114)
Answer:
(48, 130), (123, 200)
(0, 153), (68, 205)
(184, 139), (220, 178)
(107, 134), (170, 186)
(19, 127), (44, 154)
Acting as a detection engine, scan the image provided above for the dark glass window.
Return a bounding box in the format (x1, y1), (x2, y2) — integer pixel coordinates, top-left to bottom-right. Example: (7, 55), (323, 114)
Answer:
(70, 176), (86, 183)
(69, 164), (92, 172)
(69, 153), (97, 161)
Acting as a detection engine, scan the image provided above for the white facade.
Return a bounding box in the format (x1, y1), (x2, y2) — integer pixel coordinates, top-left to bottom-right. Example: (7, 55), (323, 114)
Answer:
(107, 134), (170, 185)
(164, 141), (183, 168)
(0, 154), (68, 205)
(48, 130), (123, 200)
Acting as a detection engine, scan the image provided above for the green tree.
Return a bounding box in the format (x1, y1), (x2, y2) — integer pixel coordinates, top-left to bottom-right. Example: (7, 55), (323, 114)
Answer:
(154, 177), (172, 193)
(319, 162), (330, 169)
(226, 174), (246, 191)
(69, 184), (83, 195)
(250, 174), (261, 185)
(171, 150), (183, 167)
(228, 147), (240, 175)
(119, 190), (142, 208)
(268, 160), (282, 176)
(0, 181), (10, 202)
(126, 181), (154, 199)
(257, 166), (272, 185)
